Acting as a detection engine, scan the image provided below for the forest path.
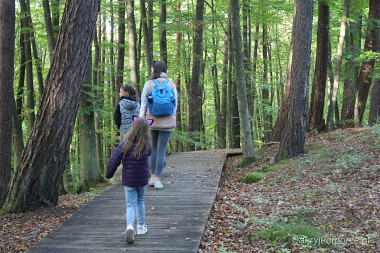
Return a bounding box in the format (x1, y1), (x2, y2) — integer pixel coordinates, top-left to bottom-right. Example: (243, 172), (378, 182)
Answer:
(27, 149), (241, 253)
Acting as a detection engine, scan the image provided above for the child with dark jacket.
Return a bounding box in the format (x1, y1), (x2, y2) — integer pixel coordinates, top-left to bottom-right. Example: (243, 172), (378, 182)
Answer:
(106, 118), (152, 243)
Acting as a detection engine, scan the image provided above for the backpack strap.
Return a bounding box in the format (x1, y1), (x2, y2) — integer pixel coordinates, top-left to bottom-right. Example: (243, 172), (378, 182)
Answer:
(152, 79), (160, 86)
(152, 79), (169, 87)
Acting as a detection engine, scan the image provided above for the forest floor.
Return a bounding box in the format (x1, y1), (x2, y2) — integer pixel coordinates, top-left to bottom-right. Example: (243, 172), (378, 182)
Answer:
(200, 126), (379, 252)
(1, 126), (379, 253)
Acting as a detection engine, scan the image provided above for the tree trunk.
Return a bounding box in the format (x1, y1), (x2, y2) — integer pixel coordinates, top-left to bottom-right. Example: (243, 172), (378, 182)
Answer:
(26, 0), (44, 96)
(0, 0), (15, 204)
(126, 0), (138, 87)
(116, 0), (125, 97)
(77, 56), (100, 193)
(262, 23), (271, 140)
(42, 0), (57, 63)
(220, 29), (228, 149)
(368, 80), (379, 125)
(276, 0), (313, 161)
(341, 7), (361, 121)
(148, 0), (153, 63)
(3, 0), (100, 213)
(308, 1), (329, 132)
(159, 0), (167, 66)
(140, 0), (152, 77)
(230, 0), (255, 162)
(326, 0), (349, 131)
(174, 1), (182, 152)
(17, 25), (25, 121)
(355, 0), (380, 125)
(188, 0), (205, 151)
(20, 0), (35, 132)
(110, 0), (116, 107)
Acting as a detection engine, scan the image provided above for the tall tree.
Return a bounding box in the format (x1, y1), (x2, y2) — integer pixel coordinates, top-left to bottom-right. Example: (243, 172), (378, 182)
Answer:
(126, 0), (138, 86)
(116, 0), (126, 97)
(77, 56), (101, 193)
(308, 1), (329, 131)
(3, 0), (100, 212)
(355, 0), (380, 125)
(42, 0), (57, 63)
(276, 0), (313, 161)
(140, 0), (152, 77)
(188, 0), (205, 151)
(159, 0), (167, 65)
(20, 0), (35, 132)
(220, 27), (228, 149)
(175, 1), (183, 152)
(230, 0), (255, 163)
(0, 0), (15, 204)
(341, 4), (362, 121)
(326, 0), (349, 131)
(368, 80), (379, 125)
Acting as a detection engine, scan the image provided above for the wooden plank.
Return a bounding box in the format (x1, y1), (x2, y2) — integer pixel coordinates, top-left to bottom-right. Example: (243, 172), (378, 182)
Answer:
(26, 150), (238, 253)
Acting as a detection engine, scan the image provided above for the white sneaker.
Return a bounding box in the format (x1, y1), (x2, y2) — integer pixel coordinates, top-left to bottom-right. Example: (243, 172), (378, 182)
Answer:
(148, 177), (155, 186)
(137, 224), (148, 235)
(125, 225), (134, 243)
(154, 180), (164, 189)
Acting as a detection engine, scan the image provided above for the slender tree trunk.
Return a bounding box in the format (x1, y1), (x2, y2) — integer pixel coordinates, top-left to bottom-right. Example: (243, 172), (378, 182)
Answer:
(116, 0), (126, 97)
(174, 1), (182, 152)
(262, 23), (271, 140)
(3, 0), (100, 213)
(341, 7), (361, 121)
(51, 0), (60, 37)
(43, 0), (57, 63)
(0, 0), (15, 204)
(77, 56), (101, 193)
(17, 26), (25, 121)
(126, 0), (138, 87)
(276, 0), (313, 161)
(159, 0), (167, 66)
(110, 0), (116, 106)
(26, 0), (44, 96)
(355, 0), (380, 125)
(188, 0), (205, 151)
(140, 0), (152, 77)
(308, 1), (329, 132)
(220, 31), (228, 149)
(20, 0), (35, 132)
(368, 80), (379, 125)
(326, 0), (349, 131)
(230, 0), (255, 162)
(148, 0), (153, 62)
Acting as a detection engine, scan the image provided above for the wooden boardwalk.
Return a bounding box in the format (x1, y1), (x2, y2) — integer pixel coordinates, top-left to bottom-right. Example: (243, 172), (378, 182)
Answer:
(27, 150), (241, 253)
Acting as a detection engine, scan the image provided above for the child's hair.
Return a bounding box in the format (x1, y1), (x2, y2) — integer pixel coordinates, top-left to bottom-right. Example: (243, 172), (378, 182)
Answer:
(123, 118), (152, 159)
(150, 61), (167, 79)
(121, 84), (139, 101)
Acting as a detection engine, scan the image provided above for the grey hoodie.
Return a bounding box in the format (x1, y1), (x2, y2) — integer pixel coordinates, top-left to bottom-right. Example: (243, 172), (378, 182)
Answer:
(119, 98), (140, 136)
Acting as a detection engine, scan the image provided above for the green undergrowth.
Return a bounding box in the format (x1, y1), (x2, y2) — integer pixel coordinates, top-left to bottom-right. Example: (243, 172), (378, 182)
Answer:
(242, 158), (295, 184)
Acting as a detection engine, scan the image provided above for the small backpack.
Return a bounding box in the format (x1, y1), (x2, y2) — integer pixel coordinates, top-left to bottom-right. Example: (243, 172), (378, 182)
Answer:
(147, 79), (176, 116)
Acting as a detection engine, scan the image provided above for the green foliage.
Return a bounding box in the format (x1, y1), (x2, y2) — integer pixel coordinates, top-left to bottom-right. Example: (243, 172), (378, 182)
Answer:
(242, 172), (266, 184)
(238, 157), (256, 168)
(335, 154), (362, 169)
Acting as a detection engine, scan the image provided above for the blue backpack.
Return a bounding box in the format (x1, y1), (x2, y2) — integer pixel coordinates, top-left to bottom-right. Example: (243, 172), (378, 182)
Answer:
(147, 79), (176, 116)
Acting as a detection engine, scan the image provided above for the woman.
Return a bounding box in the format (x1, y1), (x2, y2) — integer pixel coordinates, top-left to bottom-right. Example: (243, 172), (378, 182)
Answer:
(139, 61), (178, 189)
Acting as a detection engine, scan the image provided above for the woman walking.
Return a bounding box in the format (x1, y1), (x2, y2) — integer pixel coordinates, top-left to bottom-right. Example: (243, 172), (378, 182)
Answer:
(139, 61), (177, 189)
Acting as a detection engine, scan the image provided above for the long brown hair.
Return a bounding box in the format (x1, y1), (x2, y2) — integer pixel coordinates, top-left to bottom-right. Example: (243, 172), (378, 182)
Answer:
(123, 118), (152, 159)
(150, 61), (167, 79)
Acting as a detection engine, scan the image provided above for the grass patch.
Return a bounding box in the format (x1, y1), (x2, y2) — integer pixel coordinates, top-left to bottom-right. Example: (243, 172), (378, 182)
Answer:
(260, 165), (281, 173)
(242, 172), (266, 183)
(252, 218), (324, 247)
(238, 157), (257, 168)
(328, 132), (346, 141)
(335, 154), (362, 168)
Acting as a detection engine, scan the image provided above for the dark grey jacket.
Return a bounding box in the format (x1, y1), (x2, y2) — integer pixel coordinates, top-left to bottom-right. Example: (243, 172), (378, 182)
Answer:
(114, 97), (140, 136)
